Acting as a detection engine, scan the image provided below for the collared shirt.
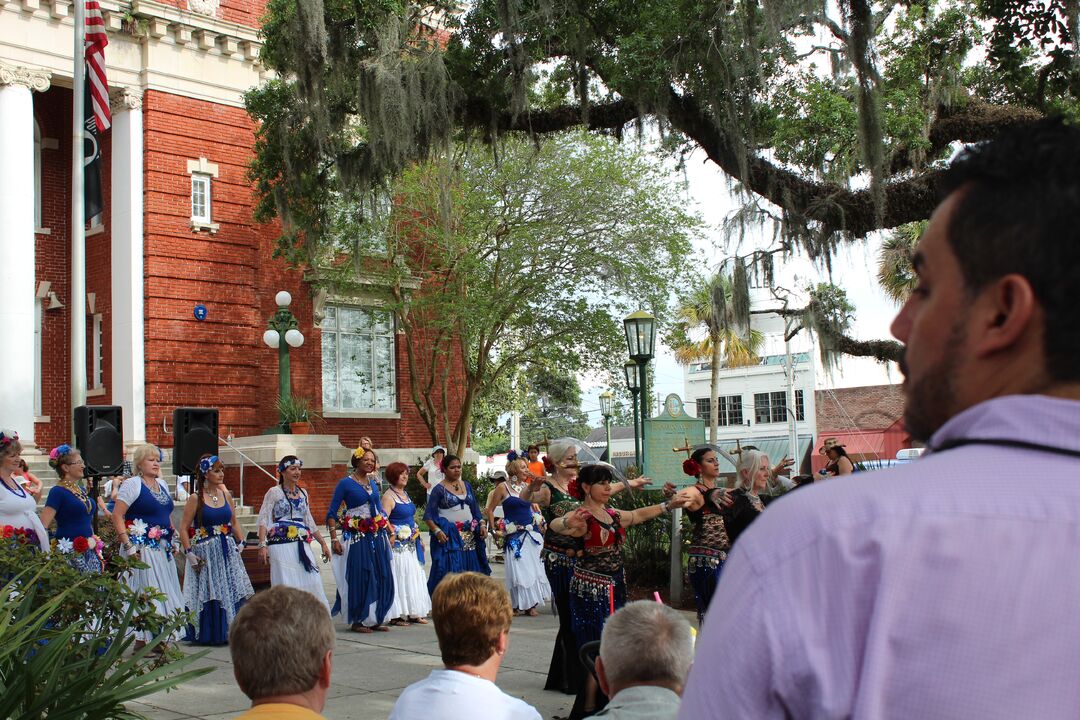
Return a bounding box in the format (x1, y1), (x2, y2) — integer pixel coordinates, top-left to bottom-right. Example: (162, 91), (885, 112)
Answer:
(233, 702), (325, 720)
(680, 394), (1080, 720)
(594, 685), (680, 720)
(390, 669), (542, 720)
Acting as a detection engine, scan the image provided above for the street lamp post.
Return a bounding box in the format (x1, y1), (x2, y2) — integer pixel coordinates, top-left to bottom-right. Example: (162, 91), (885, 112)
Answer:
(623, 360), (641, 470)
(599, 390), (614, 463)
(262, 290), (305, 428)
(624, 310), (656, 472)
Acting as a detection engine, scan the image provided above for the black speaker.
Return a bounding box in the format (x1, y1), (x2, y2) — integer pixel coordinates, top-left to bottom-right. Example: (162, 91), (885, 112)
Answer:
(173, 408), (219, 476)
(73, 405), (124, 478)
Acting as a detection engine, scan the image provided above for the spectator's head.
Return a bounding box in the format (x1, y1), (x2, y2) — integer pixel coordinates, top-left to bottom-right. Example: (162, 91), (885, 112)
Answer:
(432, 445), (446, 461)
(386, 461), (409, 489)
(596, 601), (693, 698)
(230, 586), (334, 712)
(132, 444), (161, 478)
(527, 445), (540, 460)
(820, 438), (848, 462)
(734, 449), (770, 494)
(432, 572), (512, 670)
(891, 118), (1080, 443)
(359, 436), (373, 450)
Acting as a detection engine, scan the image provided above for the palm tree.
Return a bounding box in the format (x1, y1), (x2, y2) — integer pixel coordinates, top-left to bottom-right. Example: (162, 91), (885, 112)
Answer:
(671, 273), (764, 443)
(877, 221), (926, 303)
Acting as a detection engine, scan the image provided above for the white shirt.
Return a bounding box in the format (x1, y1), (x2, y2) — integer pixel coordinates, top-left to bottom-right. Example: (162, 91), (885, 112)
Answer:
(422, 458), (444, 494)
(390, 669), (541, 720)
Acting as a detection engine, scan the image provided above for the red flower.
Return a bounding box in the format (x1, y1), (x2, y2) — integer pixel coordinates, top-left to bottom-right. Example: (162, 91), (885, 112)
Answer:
(2, 525), (13, 539)
(567, 478), (584, 500)
(73, 536), (89, 553)
(543, 456), (556, 473)
(682, 459), (701, 477)
(187, 527), (196, 538)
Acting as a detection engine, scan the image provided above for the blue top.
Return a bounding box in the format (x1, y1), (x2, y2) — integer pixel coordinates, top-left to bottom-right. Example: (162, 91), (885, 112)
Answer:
(424, 482), (483, 525)
(387, 491), (417, 528)
(193, 501), (233, 530)
(127, 481), (175, 530)
(326, 476), (384, 522)
(45, 485), (94, 540)
(501, 493), (535, 526)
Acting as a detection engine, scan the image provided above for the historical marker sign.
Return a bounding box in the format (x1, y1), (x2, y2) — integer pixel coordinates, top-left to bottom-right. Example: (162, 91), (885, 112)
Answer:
(643, 394), (705, 488)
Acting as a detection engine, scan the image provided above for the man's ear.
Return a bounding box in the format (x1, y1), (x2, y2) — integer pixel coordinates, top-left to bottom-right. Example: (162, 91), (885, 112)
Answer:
(319, 650), (333, 689)
(495, 630), (509, 657)
(972, 274), (1039, 358)
(595, 656), (611, 697)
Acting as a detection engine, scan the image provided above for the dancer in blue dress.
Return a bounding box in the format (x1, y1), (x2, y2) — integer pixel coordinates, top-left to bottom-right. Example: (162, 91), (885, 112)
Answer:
(326, 447), (396, 632)
(381, 461), (431, 625)
(484, 458), (550, 615)
(424, 454), (490, 594)
(40, 444), (103, 573)
(112, 444), (184, 647)
(179, 454), (254, 645)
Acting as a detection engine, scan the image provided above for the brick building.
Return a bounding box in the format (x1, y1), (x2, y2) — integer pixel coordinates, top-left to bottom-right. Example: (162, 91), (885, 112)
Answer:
(1, 0), (464, 517)
(813, 384), (915, 472)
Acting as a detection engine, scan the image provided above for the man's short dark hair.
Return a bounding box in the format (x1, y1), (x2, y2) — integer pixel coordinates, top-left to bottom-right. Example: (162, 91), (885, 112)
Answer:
(939, 117), (1080, 381)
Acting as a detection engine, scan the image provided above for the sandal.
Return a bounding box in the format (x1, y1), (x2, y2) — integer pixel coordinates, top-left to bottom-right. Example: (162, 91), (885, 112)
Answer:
(389, 618), (409, 627)
(526, 607), (539, 617)
(408, 616), (429, 624)
(373, 625), (391, 632)
(350, 624), (374, 634)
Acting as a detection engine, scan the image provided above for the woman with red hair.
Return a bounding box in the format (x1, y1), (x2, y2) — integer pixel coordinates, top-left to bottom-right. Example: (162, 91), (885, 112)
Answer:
(381, 462), (431, 625)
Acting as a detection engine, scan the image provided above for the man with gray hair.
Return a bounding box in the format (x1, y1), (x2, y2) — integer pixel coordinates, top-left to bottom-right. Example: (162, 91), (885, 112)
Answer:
(229, 586), (334, 719)
(593, 600), (694, 720)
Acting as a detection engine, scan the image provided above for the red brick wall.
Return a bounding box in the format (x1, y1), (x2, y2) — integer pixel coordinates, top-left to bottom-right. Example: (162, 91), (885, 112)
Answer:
(152, 0), (269, 29)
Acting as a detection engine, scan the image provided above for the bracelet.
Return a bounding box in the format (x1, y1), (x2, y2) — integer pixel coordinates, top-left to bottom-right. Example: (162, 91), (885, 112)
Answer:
(258, 541), (267, 548)
(659, 501), (672, 513)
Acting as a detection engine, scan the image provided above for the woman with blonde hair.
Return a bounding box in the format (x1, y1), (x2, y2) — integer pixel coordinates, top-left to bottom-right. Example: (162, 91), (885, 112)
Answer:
(40, 444), (103, 572)
(484, 457), (550, 616)
(724, 448), (774, 546)
(112, 443), (184, 646)
(180, 453), (254, 644)
(0, 430), (48, 552)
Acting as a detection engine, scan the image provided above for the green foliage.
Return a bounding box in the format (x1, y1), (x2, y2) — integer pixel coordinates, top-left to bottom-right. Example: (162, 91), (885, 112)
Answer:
(0, 542), (210, 719)
(610, 489), (674, 590)
(275, 394), (322, 424)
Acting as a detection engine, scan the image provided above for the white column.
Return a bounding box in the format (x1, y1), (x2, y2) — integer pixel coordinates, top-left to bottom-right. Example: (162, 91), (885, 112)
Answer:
(109, 87), (146, 443)
(0, 62), (50, 448)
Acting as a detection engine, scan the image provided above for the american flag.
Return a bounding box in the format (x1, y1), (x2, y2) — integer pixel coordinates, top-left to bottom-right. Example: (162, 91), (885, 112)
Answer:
(85, 0), (110, 132)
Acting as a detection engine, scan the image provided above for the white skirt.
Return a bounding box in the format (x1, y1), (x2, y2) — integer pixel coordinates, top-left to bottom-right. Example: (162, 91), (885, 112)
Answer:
(389, 544), (431, 619)
(122, 544), (184, 642)
(270, 541), (330, 610)
(503, 529), (552, 610)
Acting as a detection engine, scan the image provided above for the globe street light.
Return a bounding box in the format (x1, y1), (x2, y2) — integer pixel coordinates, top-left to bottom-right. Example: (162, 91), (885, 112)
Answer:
(263, 290), (305, 428)
(599, 390), (614, 463)
(624, 310), (656, 470)
(623, 360), (641, 469)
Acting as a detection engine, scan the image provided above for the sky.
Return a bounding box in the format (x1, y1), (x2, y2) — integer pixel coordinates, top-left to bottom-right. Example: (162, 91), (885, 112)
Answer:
(577, 145), (904, 426)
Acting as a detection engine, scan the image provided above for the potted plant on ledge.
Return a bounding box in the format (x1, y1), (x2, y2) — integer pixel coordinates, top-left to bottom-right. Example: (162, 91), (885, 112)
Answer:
(275, 395), (321, 435)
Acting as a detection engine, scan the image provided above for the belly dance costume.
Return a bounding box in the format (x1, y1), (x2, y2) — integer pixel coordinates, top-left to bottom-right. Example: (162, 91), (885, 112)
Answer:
(257, 485), (329, 609)
(45, 483), (103, 572)
(183, 501), (254, 644)
(327, 476), (395, 627)
(424, 482), (491, 594)
(568, 508), (627, 647)
(500, 488), (551, 611)
(541, 480), (584, 694)
(387, 490), (431, 620)
(686, 483), (732, 624)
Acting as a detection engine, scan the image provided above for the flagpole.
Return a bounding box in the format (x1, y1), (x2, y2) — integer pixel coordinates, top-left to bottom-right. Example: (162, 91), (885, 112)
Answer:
(71, 0), (87, 437)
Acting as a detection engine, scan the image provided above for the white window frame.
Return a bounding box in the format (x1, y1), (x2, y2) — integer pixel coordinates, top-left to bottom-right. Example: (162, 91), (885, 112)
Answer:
(716, 394), (744, 426)
(90, 312), (104, 392)
(320, 303), (399, 417)
(33, 298), (43, 417)
(186, 157), (220, 233)
(695, 397), (711, 424)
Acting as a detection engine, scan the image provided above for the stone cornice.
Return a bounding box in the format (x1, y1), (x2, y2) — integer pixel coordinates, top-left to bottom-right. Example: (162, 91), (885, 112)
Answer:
(109, 85), (142, 111)
(0, 60), (51, 91)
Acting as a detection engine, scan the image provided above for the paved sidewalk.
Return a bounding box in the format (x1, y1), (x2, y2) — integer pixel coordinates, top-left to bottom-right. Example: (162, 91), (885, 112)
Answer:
(130, 558), (580, 720)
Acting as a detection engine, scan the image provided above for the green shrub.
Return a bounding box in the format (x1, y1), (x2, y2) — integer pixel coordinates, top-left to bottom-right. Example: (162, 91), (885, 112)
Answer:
(0, 541), (211, 719)
(610, 488), (675, 590)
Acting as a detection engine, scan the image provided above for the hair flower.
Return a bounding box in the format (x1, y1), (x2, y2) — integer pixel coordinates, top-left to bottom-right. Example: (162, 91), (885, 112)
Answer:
(542, 456), (556, 473)
(567, 478), (584, 500)
(682, 459), (701, 477)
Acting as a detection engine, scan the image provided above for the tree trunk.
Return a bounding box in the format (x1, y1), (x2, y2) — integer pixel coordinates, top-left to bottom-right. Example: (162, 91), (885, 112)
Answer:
(709, 336), (721, 444)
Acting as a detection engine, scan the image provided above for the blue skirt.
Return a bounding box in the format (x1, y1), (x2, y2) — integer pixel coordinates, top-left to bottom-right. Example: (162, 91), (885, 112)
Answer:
(427, 533), (490, 595)
(185, 599), (245, 645)
(331, 532), (396, 625)
(569, 567), (626, 648)
(688, 554), (724, 624)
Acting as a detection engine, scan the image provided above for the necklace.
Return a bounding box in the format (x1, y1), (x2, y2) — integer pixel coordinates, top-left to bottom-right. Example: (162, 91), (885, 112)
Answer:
(61, 481), (93, 514)
(2, 475), (27, 499)
(391, 487), (410, 503)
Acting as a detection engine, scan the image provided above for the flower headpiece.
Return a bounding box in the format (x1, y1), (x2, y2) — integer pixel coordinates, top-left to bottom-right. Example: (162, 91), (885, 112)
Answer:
(0, 430), (19, 449)
(279, 457), (303, 473)
(567, 477), (584, 500)
(542, 456), (556, 473)
(682, 458), (701, 477)
(198, 455), (222, 474)
(507, 450), (524, 463)
(50, 444), (74, 462)
(352, 445), (367, 460)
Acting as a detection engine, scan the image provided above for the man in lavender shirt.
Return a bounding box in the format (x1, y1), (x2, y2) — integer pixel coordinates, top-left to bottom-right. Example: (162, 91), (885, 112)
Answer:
(681, 120), (1080, 720)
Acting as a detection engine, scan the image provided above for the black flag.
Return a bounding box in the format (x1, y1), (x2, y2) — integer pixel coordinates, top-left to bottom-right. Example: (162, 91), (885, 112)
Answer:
(83, 69), (103, 221)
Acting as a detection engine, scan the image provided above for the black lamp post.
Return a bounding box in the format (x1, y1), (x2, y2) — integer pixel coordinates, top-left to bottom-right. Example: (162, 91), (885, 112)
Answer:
(624, 310), (656, 470)
(623, 360), (641, 469)
(599, 390), (614, 463)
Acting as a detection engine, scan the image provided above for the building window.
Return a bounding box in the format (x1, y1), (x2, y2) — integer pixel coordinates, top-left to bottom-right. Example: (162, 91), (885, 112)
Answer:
(186, 157), (220, 232)
(753, 391), (804, 424)
(716, 394), (743, 426)
(90, 313), (104, 391)
(191, 174), (211, 223)
(321, 304), (396, 412)
(794, 389), (805, 421)
(695, 398), (711, 424)
(34, 299), (42, 417)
